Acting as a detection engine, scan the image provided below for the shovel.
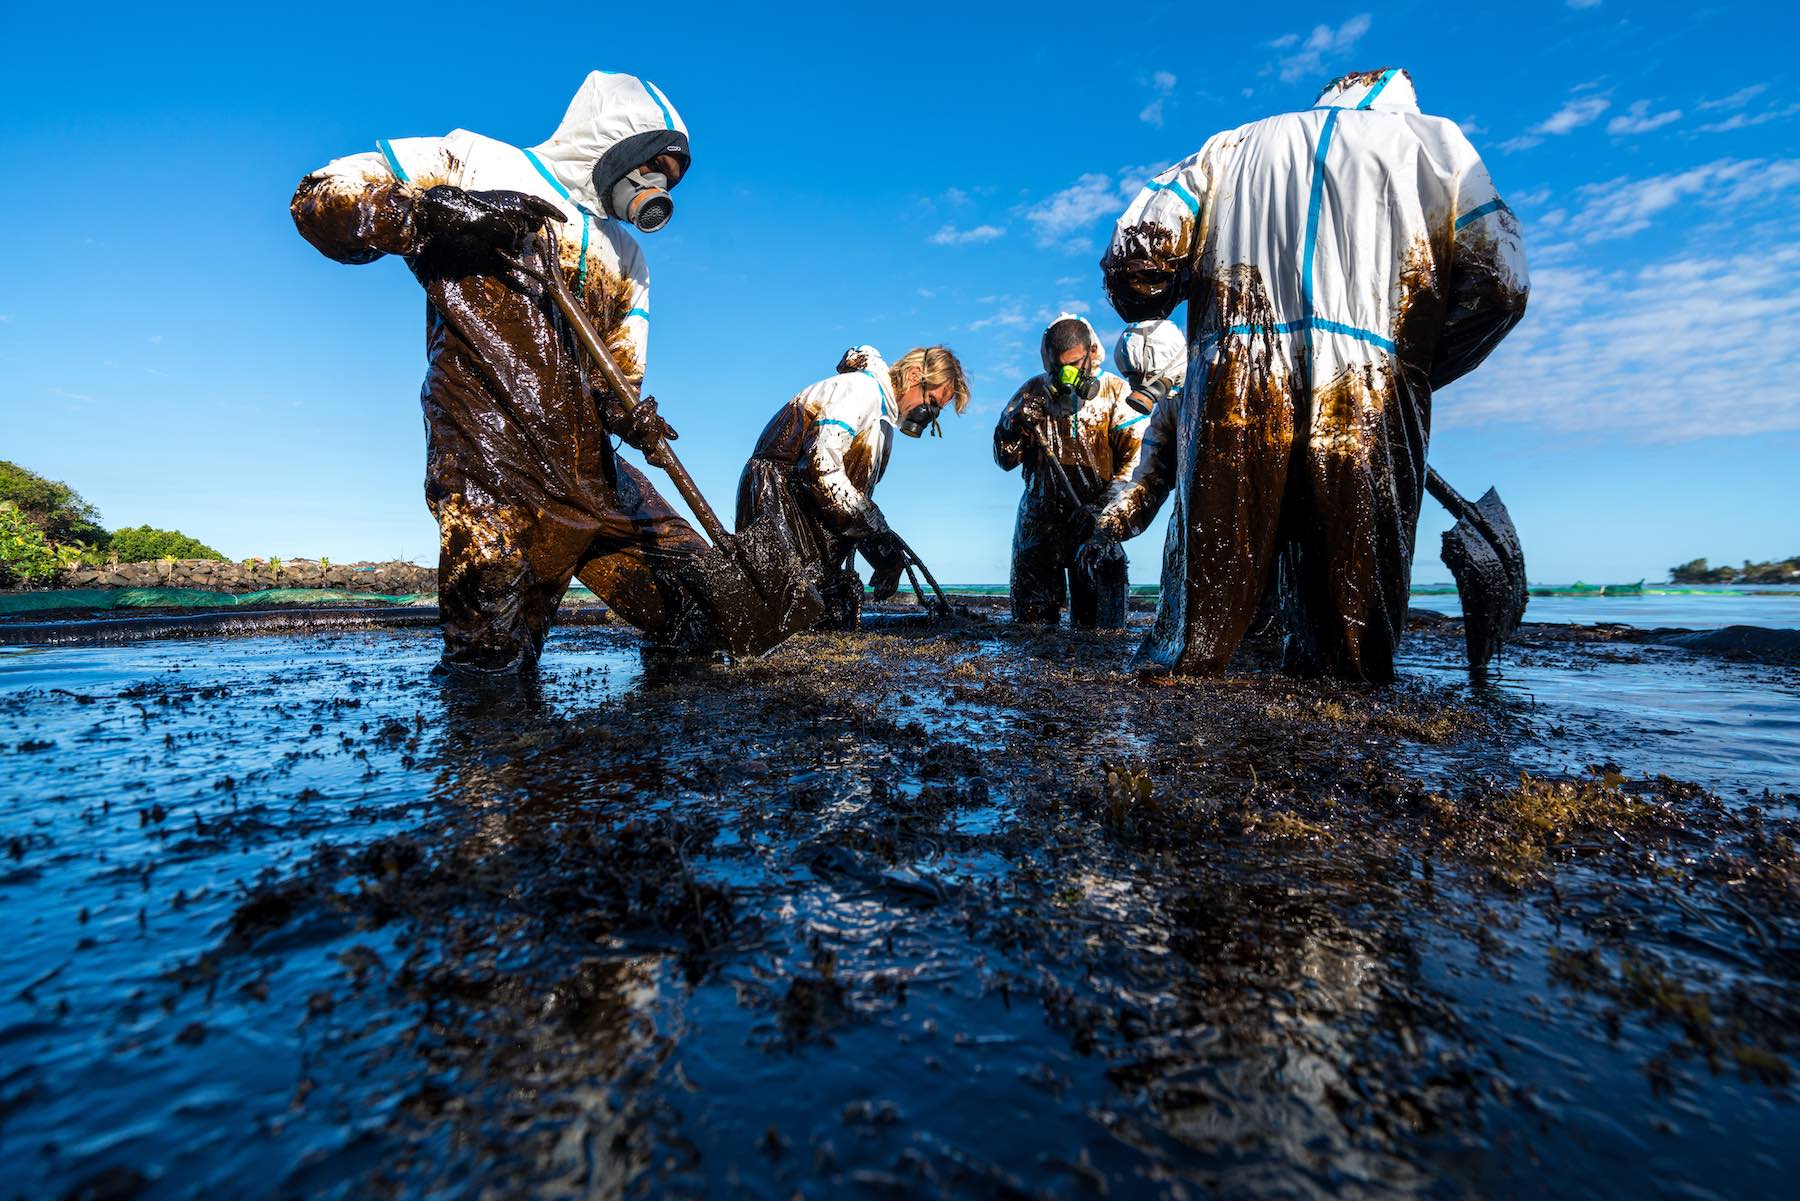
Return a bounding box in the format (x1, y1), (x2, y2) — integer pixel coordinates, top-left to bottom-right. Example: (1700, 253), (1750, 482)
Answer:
(1425, 467), (1528, 672)
(519, 235), (822, 656)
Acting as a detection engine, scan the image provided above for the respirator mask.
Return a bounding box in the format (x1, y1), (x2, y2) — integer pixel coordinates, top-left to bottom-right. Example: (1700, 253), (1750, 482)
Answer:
(593, 130), (689, 235)
(899, 398), (943, 439)
(611, 168), (674, 233)
(1054, 361), (1101, 403)
(1125, 376), (1176, 415)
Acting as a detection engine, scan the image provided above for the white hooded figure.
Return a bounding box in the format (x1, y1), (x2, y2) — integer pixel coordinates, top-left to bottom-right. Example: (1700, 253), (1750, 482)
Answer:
(1114, 319), (1189, 411)
(292, 72), (801, 670)
(993, 314), (1156, 629)
(1090, 68), (1528, 681)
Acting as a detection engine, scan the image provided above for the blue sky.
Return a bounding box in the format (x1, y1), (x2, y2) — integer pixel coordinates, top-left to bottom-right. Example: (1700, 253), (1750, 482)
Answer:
(3, 1), (1795, 585)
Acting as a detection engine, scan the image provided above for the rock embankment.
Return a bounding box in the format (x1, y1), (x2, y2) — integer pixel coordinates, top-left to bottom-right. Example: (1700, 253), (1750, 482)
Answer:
(51, 559), (437, 595)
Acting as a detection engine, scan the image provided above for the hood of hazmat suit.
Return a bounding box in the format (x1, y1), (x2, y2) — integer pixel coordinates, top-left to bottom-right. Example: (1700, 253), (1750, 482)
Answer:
(995, 315), (1153, 628)
(736, 348), (900, 628)
(292, 71), (810, 670)
(1095, 67), (1528, 681)
(1114, 319), (1188, 400)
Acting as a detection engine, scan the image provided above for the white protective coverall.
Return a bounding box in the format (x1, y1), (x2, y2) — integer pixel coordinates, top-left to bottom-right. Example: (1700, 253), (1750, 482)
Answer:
(1114, 319), (1188, 402)
(292, 72), (739, 670)
(1095, 68), (1528, 681)
(994, 316), (1152, 629)
(735, 347), (903, 628)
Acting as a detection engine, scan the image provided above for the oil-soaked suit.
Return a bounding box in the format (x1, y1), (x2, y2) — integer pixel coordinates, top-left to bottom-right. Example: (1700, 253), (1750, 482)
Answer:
(292, 72), (718, 671)
(735, 347), (904, 630)
(995, 318), (1151, 629)
(1094, 67), (1529, 681)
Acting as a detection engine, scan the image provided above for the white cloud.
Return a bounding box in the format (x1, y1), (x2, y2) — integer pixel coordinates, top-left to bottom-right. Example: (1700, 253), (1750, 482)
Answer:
(1607, 100), (1681, 135)
(1566, 0), (1601, 9)
(1139, 71), (1177, 126)
(1698, 84), (1766, 111)
(1458, 116), (1487, 136)
(1443, 155), (1800, 442)
(943, 187), (970, 206)
(968, 305), (1030, 332)
(929, 223), (1005, 246)
(1539, 95), (1611, 135)
(1564, 157), (1799, 241)
(1022, 172), (1129, 251)
(1442, 243), (1800, 441)
(1272, 14), (1373, 85)
(1501, 95), (1611, 152)
(1697, 102), (1800, 134)
(1511, 187), (1553, 207)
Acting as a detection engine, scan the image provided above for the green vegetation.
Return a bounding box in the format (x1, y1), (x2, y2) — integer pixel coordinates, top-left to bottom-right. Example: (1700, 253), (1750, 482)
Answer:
(108, 526), (226, 564)
(0, 503), (60, 585)
(1670, 556), (1800, 584)
(0, 462), (229, 586)
(0, 460), (107, 545)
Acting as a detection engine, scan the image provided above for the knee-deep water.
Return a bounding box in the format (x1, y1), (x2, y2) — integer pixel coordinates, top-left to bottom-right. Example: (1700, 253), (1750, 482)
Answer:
(1, 611), (1794, 1200)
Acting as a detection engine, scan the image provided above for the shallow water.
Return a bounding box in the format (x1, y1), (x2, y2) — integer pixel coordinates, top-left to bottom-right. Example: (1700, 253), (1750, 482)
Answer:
(1, 620), (1795, 1199)
(1409, 586), (1800, 631)
(1396, 632), (1800, 796)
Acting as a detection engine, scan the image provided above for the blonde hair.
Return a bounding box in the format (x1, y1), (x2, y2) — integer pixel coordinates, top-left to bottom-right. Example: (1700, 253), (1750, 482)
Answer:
(889, 346), (970, 414)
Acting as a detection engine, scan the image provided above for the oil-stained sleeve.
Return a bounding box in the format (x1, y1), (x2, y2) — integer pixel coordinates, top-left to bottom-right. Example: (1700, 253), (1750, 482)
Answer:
(1096, 389), (1178, 541)
(797, 379), (887, 537)
(1431, 149), (1530, 390)
(614, 231), (652, 385)
(1101, 150), (1208, 323)
(1105, 395), (1154, 488)
(290, 138), (457, 265)
(993, 383), (1039, 473)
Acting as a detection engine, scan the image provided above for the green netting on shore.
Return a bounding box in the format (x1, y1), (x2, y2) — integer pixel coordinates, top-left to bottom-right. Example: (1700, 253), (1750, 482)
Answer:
(0, 588), (432, 615)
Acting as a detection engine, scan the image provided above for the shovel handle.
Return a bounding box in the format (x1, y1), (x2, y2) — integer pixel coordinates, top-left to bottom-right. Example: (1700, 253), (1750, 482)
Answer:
(1426, 467), (1510, 562)
(890, 532), (952, 616)
(523, 235), (730, 546)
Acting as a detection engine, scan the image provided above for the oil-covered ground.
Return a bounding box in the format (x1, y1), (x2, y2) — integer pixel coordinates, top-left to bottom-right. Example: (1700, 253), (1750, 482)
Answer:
(2, 603), (1796, 1200)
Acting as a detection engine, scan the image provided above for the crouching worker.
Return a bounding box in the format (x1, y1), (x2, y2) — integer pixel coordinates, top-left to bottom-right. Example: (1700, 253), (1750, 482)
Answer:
(292, 72), (785, 673)
(736, 346), (969, 629)
(993, 315), (1164, 629)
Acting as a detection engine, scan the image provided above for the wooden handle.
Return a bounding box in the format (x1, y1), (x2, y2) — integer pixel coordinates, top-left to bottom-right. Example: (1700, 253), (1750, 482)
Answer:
(528, 236), (731, 546)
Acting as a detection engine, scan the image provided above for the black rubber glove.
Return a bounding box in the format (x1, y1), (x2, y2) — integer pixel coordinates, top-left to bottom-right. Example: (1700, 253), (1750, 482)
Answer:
(1072, 504), (1100, 543)
(861, 528), (907, 601)
(601, 392), (679, 468)
(414, 186), (565, 255)
(1075, 526), (1125, 579)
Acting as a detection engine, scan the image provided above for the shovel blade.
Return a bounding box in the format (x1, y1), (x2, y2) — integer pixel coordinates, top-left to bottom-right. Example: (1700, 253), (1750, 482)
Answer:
(1438, 487), (1528, 671)
(676, 509), (824, 658)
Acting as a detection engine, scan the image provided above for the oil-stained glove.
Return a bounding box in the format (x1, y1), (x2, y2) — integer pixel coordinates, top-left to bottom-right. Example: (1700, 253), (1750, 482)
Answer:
(1075, 526), (1125, 579)
(861, 528), (908, 601)
(602, 392), (679, 468)
(414, 186), (565, 255)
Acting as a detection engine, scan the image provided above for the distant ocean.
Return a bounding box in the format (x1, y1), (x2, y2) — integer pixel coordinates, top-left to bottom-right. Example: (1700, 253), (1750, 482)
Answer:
(562, 583), (1800, 631)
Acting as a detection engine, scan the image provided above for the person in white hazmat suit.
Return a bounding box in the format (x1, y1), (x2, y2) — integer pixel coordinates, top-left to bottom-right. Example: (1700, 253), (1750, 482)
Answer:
(1081, 68), (1528, 682)
(292, 72), (802, 672)
(1115, 319), (1188, 416)
(993, 315), (1163, 629)
(736, 345), (970, 629)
